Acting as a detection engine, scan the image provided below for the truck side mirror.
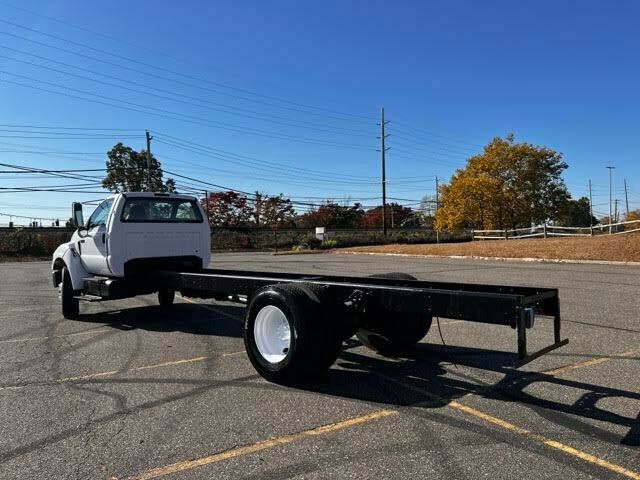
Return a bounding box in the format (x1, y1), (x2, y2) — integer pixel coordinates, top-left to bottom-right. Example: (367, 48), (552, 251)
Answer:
(72, 202), (84, 228)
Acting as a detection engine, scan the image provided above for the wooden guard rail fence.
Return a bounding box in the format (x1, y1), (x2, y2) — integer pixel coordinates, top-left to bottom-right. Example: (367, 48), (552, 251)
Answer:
(472, 219), (640, 240)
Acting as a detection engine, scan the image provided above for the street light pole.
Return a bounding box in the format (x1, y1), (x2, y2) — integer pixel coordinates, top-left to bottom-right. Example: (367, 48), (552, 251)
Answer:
(606, 166), (615, 234)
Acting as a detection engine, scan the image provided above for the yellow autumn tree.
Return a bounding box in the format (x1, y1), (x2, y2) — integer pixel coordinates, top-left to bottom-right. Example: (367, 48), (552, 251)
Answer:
(436, 135), (570, 231)
(626, 209), (640, 222)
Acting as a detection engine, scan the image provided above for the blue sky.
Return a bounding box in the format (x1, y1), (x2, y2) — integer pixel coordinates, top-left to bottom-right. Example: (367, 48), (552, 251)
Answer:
(0, 0), (638, 224)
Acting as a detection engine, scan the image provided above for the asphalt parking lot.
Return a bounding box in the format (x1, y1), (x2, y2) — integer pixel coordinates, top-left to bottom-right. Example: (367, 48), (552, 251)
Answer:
(1, 252), (638, 479)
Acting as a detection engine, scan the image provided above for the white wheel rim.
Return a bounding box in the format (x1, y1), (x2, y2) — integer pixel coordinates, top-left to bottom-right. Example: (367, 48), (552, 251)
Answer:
(254, 305), (291, 363)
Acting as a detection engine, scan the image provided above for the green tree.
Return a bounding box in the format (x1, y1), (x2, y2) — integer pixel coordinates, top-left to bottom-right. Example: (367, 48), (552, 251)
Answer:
(557, 197), (597, 227)
(436, 135), (570, 231)
(102, 143), (175, 193)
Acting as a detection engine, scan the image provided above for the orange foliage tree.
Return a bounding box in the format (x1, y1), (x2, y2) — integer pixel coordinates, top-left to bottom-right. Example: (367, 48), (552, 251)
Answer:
(436, 135), (570, 231)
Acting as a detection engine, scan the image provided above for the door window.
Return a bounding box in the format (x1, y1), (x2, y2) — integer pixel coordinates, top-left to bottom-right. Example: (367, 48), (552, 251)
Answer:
(87, 199), (114, 229)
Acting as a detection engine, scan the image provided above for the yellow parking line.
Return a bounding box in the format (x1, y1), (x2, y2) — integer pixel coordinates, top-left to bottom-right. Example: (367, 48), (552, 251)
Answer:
(0, 352), (244, 391)
(59, 356), (210, 382)
(379, 373), (640, 480)
(449, 400), (640, 479)
(176, 296), (640, 478)
(131, 369), (640, 480)
(544, 347), (640, 375)
(0, 328), (112, 344)
(132, 409), (398, 480)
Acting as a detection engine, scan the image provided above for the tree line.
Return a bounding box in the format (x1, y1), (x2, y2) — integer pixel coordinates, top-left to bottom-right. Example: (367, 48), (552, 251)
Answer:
(201, 191), (426, 228)
(101, 143), (429, 229)
(102, 138), (635, 231)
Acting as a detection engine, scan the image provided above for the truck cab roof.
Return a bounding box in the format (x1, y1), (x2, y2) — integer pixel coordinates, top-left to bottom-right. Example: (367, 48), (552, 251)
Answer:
(115, 192), (199, 201)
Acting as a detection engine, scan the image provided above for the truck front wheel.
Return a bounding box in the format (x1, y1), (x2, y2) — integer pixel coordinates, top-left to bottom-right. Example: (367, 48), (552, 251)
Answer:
(60, 266), (79, 320)
(244, 284), (340, 385)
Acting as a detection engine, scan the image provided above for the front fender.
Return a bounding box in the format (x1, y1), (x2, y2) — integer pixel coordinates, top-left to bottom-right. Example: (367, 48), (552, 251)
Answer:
(51, 243), (89, 291)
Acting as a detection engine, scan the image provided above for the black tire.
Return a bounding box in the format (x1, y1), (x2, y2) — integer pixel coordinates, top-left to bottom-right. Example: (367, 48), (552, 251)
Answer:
(356, 272), (432, 352)
(60, 266), (79, 320)
(158, 288), (175, 307)
(244, 283), (341, 385)
(294, 283), (344, 370)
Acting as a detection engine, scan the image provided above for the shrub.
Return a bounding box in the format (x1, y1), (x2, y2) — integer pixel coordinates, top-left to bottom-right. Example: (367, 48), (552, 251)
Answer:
(321, 239), (339, 249)
(298, 234), (322, 250)
(0, 228), (47, 256)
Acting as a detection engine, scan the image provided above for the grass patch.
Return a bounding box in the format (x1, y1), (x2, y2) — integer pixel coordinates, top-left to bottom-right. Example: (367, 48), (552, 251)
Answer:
(339, 233), (640, 263)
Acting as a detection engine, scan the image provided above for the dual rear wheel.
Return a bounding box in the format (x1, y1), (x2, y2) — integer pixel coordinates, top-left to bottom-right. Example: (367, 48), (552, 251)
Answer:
(356, 272), (433, 353)
(244, 284), (342, 385)
(244, 274), (432, 385)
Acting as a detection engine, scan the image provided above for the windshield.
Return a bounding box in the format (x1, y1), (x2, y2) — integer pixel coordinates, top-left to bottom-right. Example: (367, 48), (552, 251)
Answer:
(120, 197), (203, 223)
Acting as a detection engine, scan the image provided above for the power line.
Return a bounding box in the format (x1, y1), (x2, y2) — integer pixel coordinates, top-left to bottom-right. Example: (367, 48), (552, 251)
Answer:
(0, 128), (142, 138)
(386, 151), (463, 168)
(0, 71), (375, 150)
(389, 118), (484, 148)
(0, 167), (104, 173)
(0, 161), (104, 183)
(0, 123), (138, 132)
(390, 145), (466, 162)
(0, 211), (60, 221)
(0, 16), (487, 157)
(157, 153), (381, 189)
(0, 47), (375, 137)
(0, 0), (377, 122)
(153, 132), (379, 181)
(0, 23), (376, 124)
(387, 129), (477, 155)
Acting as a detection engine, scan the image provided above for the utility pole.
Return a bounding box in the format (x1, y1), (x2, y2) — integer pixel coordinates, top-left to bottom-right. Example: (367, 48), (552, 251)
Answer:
(614, 199), (620, 227)
(435, 176), (440, 243)
(624, 179), (629, 219)
(378, 107), (390, 235)
(204, 190), (209, 221)
(606, 166), (615, 233)
(145, 130), (153, 192)
(588, 179), (594, 235)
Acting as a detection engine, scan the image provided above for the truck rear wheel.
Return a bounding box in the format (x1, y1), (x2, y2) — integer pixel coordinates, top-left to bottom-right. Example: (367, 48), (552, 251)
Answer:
(244, 284), (341, 385)
(356, 272), (432, 352)
(158, 288), (175, 307)
(60, 266), (79, 320)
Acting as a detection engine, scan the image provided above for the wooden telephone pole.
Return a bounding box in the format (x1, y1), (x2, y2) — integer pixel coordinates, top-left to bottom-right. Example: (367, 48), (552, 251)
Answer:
(378, 107), (390, 235)
(624, 179), (629, 218)
(145, 130), (153, 192)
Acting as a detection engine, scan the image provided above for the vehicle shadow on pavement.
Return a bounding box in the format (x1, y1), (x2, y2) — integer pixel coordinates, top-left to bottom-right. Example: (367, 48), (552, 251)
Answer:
(76, 303), (244, 338)
(306, 343), (640, 447)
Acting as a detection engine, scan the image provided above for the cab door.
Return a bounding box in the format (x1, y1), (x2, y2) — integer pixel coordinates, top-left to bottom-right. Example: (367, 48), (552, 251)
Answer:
(79, 199), (113, 276)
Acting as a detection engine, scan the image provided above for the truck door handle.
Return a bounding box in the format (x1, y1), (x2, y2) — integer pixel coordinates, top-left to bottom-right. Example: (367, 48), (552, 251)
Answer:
(101, 233), (106, 244)
(79, 239), (85, 244)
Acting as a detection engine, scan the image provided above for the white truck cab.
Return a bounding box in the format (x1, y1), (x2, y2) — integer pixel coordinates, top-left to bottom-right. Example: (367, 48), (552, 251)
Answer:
(52, 192), (210, 318)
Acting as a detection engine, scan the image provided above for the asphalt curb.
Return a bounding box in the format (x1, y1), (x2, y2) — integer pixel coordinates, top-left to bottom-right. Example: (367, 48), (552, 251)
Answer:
(338, 251), (640, 266)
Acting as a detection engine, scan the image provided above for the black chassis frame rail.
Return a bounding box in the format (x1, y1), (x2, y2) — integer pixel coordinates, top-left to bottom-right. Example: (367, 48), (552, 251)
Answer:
(156, 268), (568, 366)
